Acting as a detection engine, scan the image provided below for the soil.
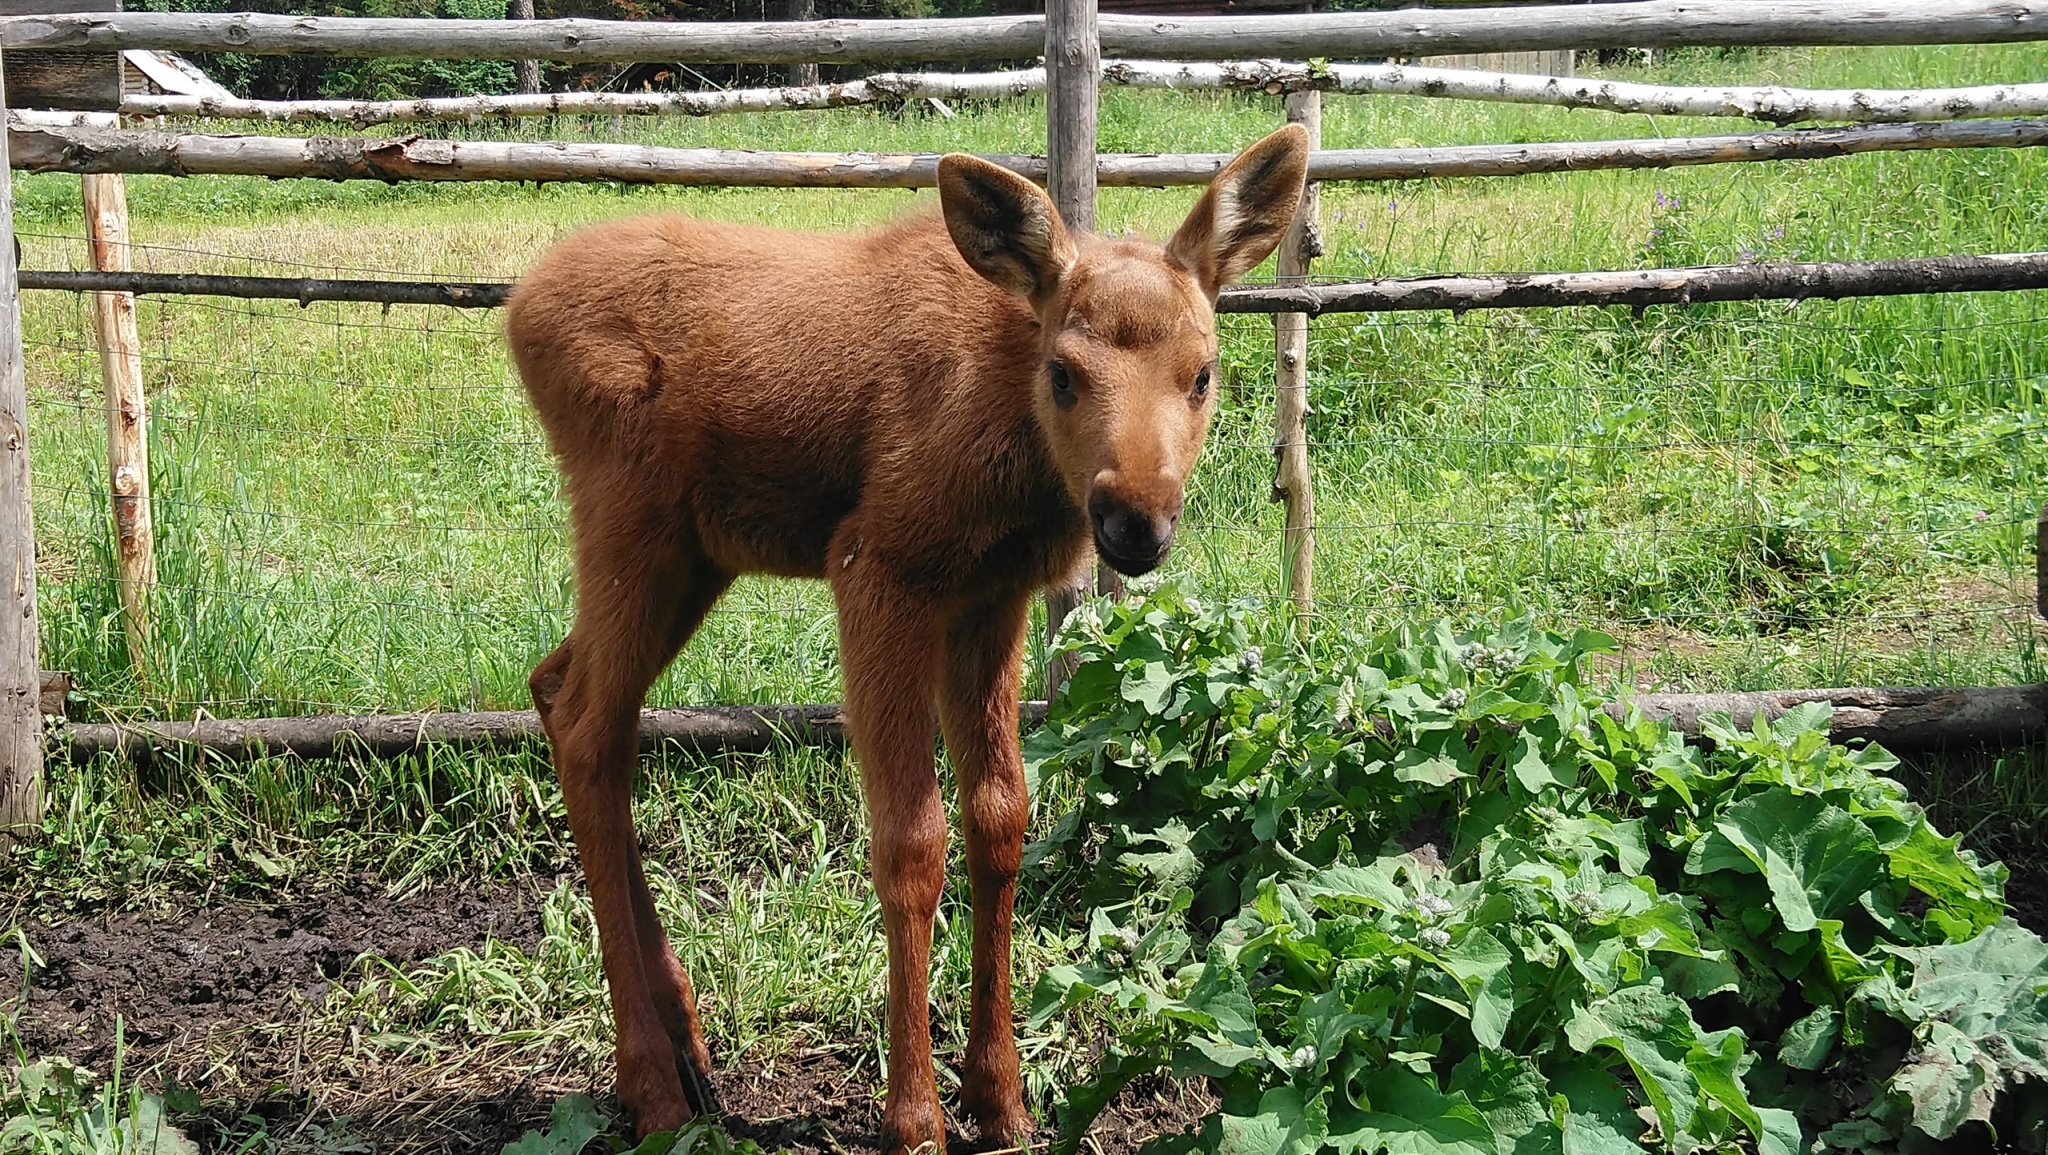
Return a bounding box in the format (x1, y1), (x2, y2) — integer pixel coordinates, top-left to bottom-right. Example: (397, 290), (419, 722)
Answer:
(2, 880), (1213, 1155)
(4, 879), (552, 1069)
(2006, 860), (2048, 937)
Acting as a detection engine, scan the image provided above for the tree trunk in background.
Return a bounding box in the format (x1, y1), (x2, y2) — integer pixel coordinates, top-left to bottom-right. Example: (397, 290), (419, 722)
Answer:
(787, 0), (819, 87)
(510, 0), (541, 94)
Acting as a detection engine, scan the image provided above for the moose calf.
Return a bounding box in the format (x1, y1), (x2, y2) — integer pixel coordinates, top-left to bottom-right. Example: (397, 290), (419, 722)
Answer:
(506, 125), (1310, 1153)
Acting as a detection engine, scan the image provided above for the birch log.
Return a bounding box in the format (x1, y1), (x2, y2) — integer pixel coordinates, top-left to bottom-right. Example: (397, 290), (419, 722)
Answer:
(121, 70), (1046, 124)
(6, 2), (2048, 64)
(81, 173), (153, 675)
(118, 64), (2048, 127)
(1214, 251), (2048, 315)
(0, 48), (41, 837)
(1272, 89), (1318, 630)
(1103, 61), (2048, 126)
(15, 118), (2047, 188)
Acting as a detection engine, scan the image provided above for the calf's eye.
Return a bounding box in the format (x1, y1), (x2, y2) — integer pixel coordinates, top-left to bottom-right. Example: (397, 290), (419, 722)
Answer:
(1048, 361), (1077, 408)
(1192, 366), (1213, 400)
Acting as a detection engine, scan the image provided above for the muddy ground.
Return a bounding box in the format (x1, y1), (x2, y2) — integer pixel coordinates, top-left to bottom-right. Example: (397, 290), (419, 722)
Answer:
(10, 817), (2041, 1155)
(2, 879), (1213, 1155)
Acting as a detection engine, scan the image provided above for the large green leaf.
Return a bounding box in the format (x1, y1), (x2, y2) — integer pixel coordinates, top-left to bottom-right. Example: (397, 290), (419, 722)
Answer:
(1886, 819), (2005, 932)
(1881, 919), (2048, 1140)
(1212, 1087), (1331, 1155)
(1326, 1068), (1497, 1155)
(503, 1095), (609, 1155)
(1439, 929), (1516, 1050)
(1564, 987), (1701, 1141)
(1777, 1005), (1840, 1071)
(1448, 1053), (1562, 1155)
(1707, 789), (1882, 933)
(1546, 1063), (1643, 1155)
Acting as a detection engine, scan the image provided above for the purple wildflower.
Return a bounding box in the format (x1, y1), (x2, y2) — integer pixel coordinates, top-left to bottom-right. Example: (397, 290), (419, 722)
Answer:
(1768, 226), (1786, 240)
(1738, 249), (1759, 263)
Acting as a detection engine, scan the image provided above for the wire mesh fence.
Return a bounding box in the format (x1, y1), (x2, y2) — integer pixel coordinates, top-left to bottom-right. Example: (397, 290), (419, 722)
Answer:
(16, 229), (2047, 723)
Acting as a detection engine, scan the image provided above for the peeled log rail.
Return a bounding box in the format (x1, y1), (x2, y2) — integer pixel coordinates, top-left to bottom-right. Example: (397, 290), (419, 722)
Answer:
(123, 70), (1047, 124)
(55, 685), (2048, 762)
(120, 63), (2048, 127)
(62, 705), (863, 763)
(12, 118), (2048, 189)
(1106, 62), (2048, 127)
(1626, 685), (2048, 751)
(1215, 252), (2048, 315)
(5, 2), (2047, 65)
(17, 269), (515, 307)
(24, 250), (2048, 315)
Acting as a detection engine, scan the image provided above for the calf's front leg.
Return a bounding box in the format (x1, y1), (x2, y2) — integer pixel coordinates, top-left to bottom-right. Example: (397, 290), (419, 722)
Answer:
(835, 569), (949, 1154)
(938, 596), (1034, 1144)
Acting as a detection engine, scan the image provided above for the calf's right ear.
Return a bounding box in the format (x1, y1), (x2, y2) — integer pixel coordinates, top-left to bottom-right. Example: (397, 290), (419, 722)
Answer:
(938, 154), (1078, 305)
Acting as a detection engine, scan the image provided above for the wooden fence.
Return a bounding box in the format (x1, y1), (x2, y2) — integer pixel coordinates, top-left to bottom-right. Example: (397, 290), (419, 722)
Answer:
(5, 0), (2048, 827)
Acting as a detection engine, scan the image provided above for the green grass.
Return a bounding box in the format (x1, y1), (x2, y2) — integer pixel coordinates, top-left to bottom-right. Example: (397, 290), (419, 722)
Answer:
(15, 43), (2048, 719)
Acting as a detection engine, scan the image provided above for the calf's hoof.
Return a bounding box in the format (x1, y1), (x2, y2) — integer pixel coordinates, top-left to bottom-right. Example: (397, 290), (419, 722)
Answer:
(969, 1106), (1035, 1149)
(620, 1061), (693, 1139)
(880, 1099), (947, 1155)
(677, 1048), (721, 1118)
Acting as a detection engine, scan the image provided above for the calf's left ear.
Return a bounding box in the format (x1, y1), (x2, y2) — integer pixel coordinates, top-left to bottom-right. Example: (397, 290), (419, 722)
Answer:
(1165, 124), (1312, 299)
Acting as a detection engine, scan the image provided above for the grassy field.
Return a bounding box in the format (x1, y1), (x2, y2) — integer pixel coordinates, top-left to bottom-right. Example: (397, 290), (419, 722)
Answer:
(11, 41), (2048, 718)
(5, 40), (2048, 1155)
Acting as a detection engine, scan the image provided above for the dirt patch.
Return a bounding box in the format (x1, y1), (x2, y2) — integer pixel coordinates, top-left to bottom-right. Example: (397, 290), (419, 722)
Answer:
(717, 1050), (1216, 1155)
(3, 879), (551, 1071)
(4, 881), (1215, 1154)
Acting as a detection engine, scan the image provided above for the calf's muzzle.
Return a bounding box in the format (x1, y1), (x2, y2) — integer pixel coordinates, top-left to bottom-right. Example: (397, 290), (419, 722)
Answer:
(1089, 488), (1181, 576)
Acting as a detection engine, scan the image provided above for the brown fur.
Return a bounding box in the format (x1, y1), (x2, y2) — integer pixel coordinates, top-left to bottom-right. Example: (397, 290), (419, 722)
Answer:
(506, 126), (1309, 1154)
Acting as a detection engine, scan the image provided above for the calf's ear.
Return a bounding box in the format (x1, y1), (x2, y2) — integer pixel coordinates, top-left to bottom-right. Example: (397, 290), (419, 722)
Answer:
(938, 154), (1078, 304)
(1165, 124), (1312, 299)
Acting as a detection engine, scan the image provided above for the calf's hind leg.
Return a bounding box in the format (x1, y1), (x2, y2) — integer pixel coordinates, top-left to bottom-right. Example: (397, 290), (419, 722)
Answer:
(534, 523), (732, 1133)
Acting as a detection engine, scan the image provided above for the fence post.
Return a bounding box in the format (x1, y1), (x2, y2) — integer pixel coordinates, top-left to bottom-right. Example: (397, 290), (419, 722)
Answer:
(509, 0), (541, 94)
(2037, 501), (2046, 620)
(0, 46), (46, 838)
(786, 0), (821, 87)
(82, 174), (155, 676)
(1272, 90), (1321, 633)
(1043, 0), (1099, 696)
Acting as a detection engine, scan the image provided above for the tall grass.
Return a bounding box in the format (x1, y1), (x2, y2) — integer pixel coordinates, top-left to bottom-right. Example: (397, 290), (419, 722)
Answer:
(19, 45), (2048, 715)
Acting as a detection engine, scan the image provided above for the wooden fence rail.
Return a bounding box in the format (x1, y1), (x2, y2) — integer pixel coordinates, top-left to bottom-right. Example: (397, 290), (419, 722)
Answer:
(55, 684), (2048, 763)
(4, 2), (2044, 65)
(13, 117), (2048, 188)
(23, 251), (2048, 315)
(117, 64), (2048, 126)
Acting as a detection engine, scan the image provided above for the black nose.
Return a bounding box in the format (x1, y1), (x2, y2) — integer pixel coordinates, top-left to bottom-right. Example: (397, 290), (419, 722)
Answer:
(1089, 491), (1177, 576)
